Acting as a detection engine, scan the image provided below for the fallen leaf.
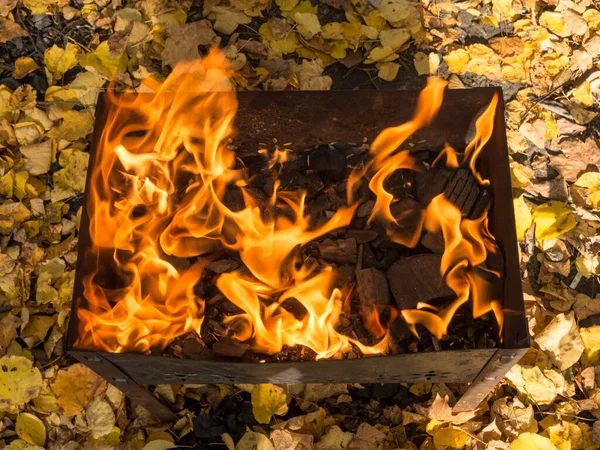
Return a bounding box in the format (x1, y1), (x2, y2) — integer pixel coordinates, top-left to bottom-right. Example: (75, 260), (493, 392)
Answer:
(142, 440), (177, 450)
(531, 201), (577, 242)
(304, 384), (348, 402)
(550, 137), (600, 182)
(293, 12), (321, 39)
(0, 313), (20, 355)
(0, 0), (17, 16)
(315, 425), (353, 450)
(540, 11), (570, 37)
(21, 0), (66, 14)
(574, 172), (600, 209)
(0, 355), (42, 413)
(44, 43), (79, 83)
(379, 28), (411, 49)
(432, 424), (469, 450)
(376, 61), (399, 81)
(379, 0), (413, 22)
(86, 397), (116, 439)
(270, 429), (314, 450)
(535, 312), (585, 371)
(508, 433), (556, 450)
(416, 394), (479, 424)
(66, 71), (106, 106)
(162, 20), (216, 68)
(488, 36), (524, 57)
(251, 384), (288, 424)
(414, 52), (439, 76)
(580, 325), (600, 367)
(53, 363), (107, 416)
(15, 412), (46, 447)
(298, 59), (332, 90)
(444, 49), (469, 74)
(506, 365), (558, 405)
(236, 430), (275, 450)
(514, 195), (532, 240)
(211, 6), (252, 35)
(352, 423), (386, 450)
(0, 18), (27, 44)
(78, 41), (128, 78)
(19, 140), (52, 175)
(12, 57), (39, 79)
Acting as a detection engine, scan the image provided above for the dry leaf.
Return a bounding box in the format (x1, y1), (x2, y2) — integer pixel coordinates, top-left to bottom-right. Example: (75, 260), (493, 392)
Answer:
(416, 394), (479, 424)
(78, 41), (128, 78)
(162, 20), (216, 68)
(379, 0), (413, 22)
(53, 363), (107, 416)
(0, 18), (27, 44)
(293, 12), (321, 39)
(86, 397), (116, 439)
(508, 433), (556, 450)
(211, 6), (252, 34)
(0, 0), (17, 16)
(531, 201), (577, 242)
(236, 430), (275, 450)
(298, 59), (332, 90)
(535, 312), (585, 371)
(444, 49), (469, 74)
(348, 423), (385, 450)
(20, 140), (52, 175)
(251, 384), (288, 424)
(142, 441), (177, 450)
(514, 195), (532, 240)
(315, 425), (354, 450)
(15, 412), (46, 447)
(377, 62), (400, 81)
(270, 429), (314, 450)
(44, 43), (79, 82)
(0, 355), (42, 413)
(13, 57), (39, 79)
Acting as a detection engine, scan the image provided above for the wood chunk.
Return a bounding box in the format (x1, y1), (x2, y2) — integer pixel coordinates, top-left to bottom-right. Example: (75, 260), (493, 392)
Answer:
(444, 169), (480, 215)
(421, 231), (445, 254)
(182, 333), (206, 359)
(420, 169), (453, 205)
(345, 229), (378, 244)
(208, 259), (239, 274)
(357, 200), (374, 218)
(356, 268), (391, 315)
(213, 340), (249, 358)
(387, 254), (454, 310)
(470, 189), (491, 219)
(318, 238), (357, 263)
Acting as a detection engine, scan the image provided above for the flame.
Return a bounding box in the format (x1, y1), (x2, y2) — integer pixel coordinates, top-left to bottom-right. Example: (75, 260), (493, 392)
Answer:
(75, 51), (503, 357)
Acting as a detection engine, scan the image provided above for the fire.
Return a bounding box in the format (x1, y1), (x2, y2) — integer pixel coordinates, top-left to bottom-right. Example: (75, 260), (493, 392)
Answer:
(75, 50), (503, 357)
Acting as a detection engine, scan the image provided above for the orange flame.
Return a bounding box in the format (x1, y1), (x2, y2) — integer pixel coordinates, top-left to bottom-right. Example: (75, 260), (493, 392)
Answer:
(75, 51), (503, 357)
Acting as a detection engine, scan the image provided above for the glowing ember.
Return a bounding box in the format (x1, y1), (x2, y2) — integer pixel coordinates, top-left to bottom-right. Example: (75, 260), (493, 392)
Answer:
(75, 50), (503, 357)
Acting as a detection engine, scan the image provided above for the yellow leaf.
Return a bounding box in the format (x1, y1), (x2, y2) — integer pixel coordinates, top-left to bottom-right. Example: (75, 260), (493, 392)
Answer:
(86, 398), (116, 439)
(575, 172), (600, 209)
(12, 57), (39, 79)
(508, 433), (556, 450)
(20, 140), (52, 175)
(583, 9), (600, 30)
(143, 441), (177, 450)
(432, 424), (469, 449)
(531, 201), (577, 241)
(15, 412), (46, 447)
(493, 0), (518, 20)
(48, 109), (94, 142)
(510, 161), (533, 189)
(52, 363), (107, 416)
(444, 49), (469, 74)
(547, 421), (583, 450)
(78, 41), (128, 78)
(0, 356), (42, 413)
(21, 0), (66, 14)
(581, 326), (600, 367)
(259, 22), (299, 54)
(540, 11), (570, 37)
(276, 0), (299, 12)
(251, 384), (288, 424)
(365, 45), (398, 64)
(379, 0), (413, 22)
(535, 312), (584, 371)
(378, 62), (400, 81)
(409, 383), (432, 396)
(513, 195), (532, 241)
(379, 28), (411, 49)
(66, 71), (106, 106)
(44, 43), (79, 82)
(293, 12), (321, 39)
(466, 44), (502, 77)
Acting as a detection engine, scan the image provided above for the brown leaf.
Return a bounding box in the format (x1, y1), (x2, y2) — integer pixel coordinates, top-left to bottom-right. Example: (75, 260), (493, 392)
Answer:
(0, 0), (17, 17)
(53, 363), (107, 416)
(0, 313), (20, 355)
(0, 18), (27, 44)
(488, 36), (524, 57)
(162, 20), (216, 68)
(415, 394), (480, 424)
(549, 137), (600, 182)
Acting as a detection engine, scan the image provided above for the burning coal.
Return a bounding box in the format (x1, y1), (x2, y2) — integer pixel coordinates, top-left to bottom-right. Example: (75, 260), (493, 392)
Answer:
(75, 50), (503, 357)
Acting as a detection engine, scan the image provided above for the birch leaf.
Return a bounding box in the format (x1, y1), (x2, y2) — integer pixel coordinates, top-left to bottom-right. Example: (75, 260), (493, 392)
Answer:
(251, 384), (288, 424)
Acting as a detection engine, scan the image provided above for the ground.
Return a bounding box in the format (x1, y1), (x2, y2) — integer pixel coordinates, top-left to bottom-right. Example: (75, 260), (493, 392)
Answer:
(0, 0), (600, 449)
